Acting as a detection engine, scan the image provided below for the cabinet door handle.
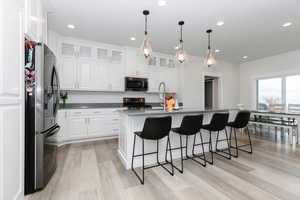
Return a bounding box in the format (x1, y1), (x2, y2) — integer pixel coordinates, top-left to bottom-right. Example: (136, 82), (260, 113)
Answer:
(74, 112), (82, 114)
(93, 111), (102, 114)
(112, 119), (119, 121)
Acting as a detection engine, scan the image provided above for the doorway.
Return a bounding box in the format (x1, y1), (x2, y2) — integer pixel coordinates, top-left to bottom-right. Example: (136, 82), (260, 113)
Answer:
(205, 76), (219, 109)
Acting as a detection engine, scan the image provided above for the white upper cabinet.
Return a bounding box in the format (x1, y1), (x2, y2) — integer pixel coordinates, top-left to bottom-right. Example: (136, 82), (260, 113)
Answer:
(57, 38), (179, 93)
(108, 63), (124, 91)
(25, 0), (45, 42)
(77, 59), (94, 90)
(58, 39), (125, 91)
(61, 43), (76, 58)
(60, 57), (77, 89)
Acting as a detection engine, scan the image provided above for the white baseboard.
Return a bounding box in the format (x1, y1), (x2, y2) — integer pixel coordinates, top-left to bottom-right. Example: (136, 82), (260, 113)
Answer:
(55, 135), (118, 147)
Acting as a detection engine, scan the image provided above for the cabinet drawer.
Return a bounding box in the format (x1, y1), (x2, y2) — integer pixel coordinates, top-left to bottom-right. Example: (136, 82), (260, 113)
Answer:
(69, 110), (90, 117)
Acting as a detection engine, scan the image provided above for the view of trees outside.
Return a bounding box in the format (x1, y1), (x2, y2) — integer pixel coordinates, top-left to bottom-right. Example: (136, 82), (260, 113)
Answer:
(257, 78), (282, 109)
(286, 75), (300, 104)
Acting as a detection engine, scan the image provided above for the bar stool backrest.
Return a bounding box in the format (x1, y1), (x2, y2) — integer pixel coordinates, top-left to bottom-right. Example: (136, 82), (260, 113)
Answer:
(179, 115), (203, 135)
(209, 113), (229, 131)
(231, 110), (251, 128)
(141, 116), (172, 140)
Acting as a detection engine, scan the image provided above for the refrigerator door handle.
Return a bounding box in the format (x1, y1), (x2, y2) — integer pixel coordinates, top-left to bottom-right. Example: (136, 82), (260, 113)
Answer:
(45, 125), (60, 138)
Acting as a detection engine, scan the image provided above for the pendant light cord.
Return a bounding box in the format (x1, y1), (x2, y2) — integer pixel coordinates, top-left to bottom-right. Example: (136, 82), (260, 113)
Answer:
(180, 25), (183, 42)
(208, 33), (211, 50)
(145, 15), (148, 35)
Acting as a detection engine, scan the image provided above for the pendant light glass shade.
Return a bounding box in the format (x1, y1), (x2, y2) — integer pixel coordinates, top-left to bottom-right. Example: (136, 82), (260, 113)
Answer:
(141, 10), (152, 58)
(141, 37), (152, 58)
(176, 21), (187, 63)
(204, 29), (216, 67)
(204, 49), (216, 66)
(176, 42), (186, 63)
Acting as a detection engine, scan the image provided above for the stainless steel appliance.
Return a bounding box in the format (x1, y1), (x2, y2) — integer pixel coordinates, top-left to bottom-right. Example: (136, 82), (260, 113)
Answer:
(125, 77), (148, 91)
(25, 41), (60, 194)
(123, 97), (152, 109)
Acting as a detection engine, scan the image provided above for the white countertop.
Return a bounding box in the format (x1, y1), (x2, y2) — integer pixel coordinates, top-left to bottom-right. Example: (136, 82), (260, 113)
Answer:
(119, 107), (237, 116)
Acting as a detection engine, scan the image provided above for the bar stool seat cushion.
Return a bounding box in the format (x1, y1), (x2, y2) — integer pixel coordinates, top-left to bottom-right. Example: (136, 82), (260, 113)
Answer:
(202, 124), (213, 131)
(134, 131), (143, 137)
(171, 127), (183, 134)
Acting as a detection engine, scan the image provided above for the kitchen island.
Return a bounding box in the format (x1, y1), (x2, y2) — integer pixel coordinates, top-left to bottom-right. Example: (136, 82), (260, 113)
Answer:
(118, 108), (238, 169)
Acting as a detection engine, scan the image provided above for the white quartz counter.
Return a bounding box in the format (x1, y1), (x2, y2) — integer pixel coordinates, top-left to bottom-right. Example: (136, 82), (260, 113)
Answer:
(119, 107), (237, 116)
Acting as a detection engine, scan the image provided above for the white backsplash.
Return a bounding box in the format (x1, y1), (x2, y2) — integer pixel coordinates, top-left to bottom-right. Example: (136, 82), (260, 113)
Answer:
(62, 91), (167, 104)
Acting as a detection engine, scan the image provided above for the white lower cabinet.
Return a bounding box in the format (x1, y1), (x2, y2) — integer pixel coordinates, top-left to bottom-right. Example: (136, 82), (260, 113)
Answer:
(88, 116), (106, 136)
(55, 108), (120, 144)
(69, 117), (88, 139)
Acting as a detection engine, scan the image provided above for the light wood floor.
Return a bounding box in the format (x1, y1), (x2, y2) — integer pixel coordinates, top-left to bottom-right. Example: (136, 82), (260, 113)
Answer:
(26, 134), (300, 200)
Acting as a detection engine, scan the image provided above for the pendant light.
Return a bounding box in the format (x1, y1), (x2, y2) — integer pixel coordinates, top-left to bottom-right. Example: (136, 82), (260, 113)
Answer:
(176, 21), (187, 63)
(204, 29), (216, 67)
(141, 10), (152, 58)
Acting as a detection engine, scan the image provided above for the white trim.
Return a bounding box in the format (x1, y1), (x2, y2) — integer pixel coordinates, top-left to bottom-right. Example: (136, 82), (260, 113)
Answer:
(201, 72), (224, 109)
(118, 150), (128, 169)
(53, 135), (119, 147)
(0, 111), (4, 200)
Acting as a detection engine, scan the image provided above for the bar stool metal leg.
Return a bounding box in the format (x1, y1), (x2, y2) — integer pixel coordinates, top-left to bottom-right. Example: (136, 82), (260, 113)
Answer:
(191, 132), (207, 167)
(207, 131), (214, 165)
(215, 129), (231, 159)
(131, 135), (145, 184)
(230, 128), (239, 157)
(156, 138), (174, 176)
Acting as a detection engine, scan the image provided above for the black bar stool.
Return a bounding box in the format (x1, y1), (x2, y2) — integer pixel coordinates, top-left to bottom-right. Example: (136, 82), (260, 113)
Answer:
(201, 113), (231, 165)
(131, 116), (174, 184)
(227, 110), (252, 157)
(167, 115), (206, 173)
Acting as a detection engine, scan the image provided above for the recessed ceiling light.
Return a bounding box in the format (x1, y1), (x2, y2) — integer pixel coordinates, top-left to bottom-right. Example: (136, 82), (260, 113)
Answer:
(158, 0), (167, 7)
(216, 21), (224, 26)
(243, 56), (248, 59)
(282, 22), (292, 27)
(215, 49), (220, 53)
(130, 37), (136, 41)
(67, 24), (75, 29)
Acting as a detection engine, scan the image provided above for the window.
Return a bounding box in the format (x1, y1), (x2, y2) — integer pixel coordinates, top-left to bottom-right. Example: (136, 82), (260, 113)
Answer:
(286, 75), (300, 104)
(257, 74), (300, 110)
(257, 78), (282, 110)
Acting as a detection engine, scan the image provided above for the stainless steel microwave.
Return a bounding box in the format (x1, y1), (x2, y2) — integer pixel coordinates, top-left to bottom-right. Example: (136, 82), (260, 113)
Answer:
(125, 77), (148, 91)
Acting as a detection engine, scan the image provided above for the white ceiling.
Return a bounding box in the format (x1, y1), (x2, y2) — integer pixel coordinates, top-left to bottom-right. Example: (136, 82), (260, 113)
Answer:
(45, 0), (300, 63)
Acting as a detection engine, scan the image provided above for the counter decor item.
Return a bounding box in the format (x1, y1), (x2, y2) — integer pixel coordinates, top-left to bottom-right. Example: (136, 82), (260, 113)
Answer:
(60, 91), (68, 107)
(165, 93), (175, 112)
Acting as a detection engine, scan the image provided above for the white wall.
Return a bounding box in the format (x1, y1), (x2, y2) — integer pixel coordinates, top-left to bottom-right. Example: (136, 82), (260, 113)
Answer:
(239, 50), (300, 109)
(65, 91), (161, 104)
(180, 56), (240, 109)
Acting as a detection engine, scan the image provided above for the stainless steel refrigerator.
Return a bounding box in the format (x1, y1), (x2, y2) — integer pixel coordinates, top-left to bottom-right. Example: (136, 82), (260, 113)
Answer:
(25, 40), (60, 194)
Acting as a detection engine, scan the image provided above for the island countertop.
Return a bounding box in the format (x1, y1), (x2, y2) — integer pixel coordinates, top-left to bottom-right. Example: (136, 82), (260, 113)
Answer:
(119, 107), (237, 116)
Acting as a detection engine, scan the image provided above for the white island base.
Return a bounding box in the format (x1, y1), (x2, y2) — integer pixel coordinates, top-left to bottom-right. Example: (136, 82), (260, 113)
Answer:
(118, 108), (238, 169)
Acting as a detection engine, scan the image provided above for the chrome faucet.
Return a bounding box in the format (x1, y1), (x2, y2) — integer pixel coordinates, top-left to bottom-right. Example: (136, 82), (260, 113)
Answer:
(158, 82), (166, 110)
